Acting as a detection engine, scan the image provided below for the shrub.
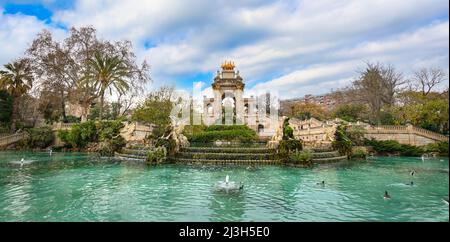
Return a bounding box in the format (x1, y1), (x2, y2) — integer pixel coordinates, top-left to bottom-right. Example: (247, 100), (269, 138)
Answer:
(18, 127), (55, 149)
(57, 120), (126, 154)
(66, 115), (81, 123)
(205, 125), (249, 132)
(400, 144), (424, 157)
(346, 126), (366, 146)
(97, 120), (124, 141)
(58, 121), (97, 148)
(289, 151), (312, 165)
(351, 146), (368, 159)
(98, 136), (126, 156)
(282, 118), (294, 140)
(424, 141), (449, 156)
(279, 140), (302, 154)
(182, 124), (207, 138)
(188, 125), (258, 143)
(332, 125), (352, 157)
(364, 139), (425, 157)
(155, 137), (177, 156)
(146, 147), (167, 164)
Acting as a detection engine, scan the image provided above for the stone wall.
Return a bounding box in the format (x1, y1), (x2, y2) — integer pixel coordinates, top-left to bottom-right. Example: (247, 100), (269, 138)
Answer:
(288, 118), (448, 147)
(364, 125), (448, 146)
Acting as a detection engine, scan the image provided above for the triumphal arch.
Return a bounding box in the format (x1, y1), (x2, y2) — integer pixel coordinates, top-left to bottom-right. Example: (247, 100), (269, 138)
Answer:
(202, 61), (278, 137)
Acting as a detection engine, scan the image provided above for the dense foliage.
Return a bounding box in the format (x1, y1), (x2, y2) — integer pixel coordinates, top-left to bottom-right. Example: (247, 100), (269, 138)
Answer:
(279, 140), (303, 155)
(18, 127), (55, 149)
(278, 118), (303, 160)
(132, 87), (174, 138)
(332, 125), (352, 157)
(345, 125), (366, 146)
(289, 150), (312, 165)
(0, 90), (13, 124)
(182, 124), (207, 137)
(58, 120), (125, 155)
(146, 147), (167, 164)
(363, 139), (424, 157)
(351, 146), (368, 159)
(155, 137), (177, 156)
(333, 104), (368, 122)
(187, 125), (258, 143)
(424, 141), (449, 156)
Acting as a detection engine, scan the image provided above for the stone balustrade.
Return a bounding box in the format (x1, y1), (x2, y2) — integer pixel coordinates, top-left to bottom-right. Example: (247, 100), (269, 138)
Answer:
(291, 121), (448, 147)
(52, 122), (76, 130)
(0, 132), (28, 147)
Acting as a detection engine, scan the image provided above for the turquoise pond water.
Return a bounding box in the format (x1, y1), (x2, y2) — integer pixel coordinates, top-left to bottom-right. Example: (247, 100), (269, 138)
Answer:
(0, 151), (448, 221)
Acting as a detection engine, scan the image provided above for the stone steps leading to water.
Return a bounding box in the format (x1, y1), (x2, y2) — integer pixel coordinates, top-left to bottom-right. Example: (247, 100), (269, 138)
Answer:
(114, 152), (146, 162)
(114, 148), (149, 162)
(312, 155), (348, 163)
(175, 152), (275, 160)
(114, 144), (347, 165)
(173, 145), (278, 165)
(311, 151), (340, 158)
(181, 147), (274, 154)
(170, 158), (281, 165)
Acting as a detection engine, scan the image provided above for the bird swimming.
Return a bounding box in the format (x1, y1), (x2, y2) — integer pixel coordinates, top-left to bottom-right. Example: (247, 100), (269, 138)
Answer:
(384, 191), (391, 199)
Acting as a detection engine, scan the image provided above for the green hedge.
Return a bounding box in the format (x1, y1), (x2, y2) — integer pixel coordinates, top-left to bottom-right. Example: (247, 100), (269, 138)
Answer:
(182, 125), (207, 138)
(364, 139), (424, 157)
(188, 125), (258, 143)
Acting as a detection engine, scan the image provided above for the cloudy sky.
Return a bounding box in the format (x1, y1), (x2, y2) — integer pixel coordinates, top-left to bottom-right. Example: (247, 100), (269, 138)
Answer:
(0, 0), (448, 99)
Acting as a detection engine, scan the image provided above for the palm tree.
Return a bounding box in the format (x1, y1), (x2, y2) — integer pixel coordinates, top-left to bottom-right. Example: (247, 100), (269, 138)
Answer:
(0, 59), (33, 132)
(81, 52), (130, 120)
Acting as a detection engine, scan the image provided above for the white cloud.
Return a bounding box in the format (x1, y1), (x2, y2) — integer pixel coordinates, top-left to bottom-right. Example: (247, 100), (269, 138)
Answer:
(1, 0), (448, 99)
(0, 9), (65, 65)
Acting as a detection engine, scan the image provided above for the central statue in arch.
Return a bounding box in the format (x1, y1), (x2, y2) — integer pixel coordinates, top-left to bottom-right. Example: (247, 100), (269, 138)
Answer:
(202, 61), (278, 138)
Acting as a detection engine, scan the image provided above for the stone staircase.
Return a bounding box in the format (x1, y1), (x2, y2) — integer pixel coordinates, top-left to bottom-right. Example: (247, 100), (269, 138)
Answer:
(114, 147), (149, 162)
(311, 147), (347, 164)
(113, 144), (346, 165)
(171, 146), (280, 165)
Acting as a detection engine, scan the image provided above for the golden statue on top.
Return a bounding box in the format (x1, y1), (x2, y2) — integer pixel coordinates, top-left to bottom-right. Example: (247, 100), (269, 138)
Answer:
(221, 61), (235, 70)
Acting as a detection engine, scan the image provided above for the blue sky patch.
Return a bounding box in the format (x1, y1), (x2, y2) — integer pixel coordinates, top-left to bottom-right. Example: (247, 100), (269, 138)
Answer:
(3, 3), (53, 22)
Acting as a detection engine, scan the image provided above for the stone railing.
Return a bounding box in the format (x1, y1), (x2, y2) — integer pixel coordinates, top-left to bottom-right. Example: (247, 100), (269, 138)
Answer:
(0, 132), (28, 147)
(52, 122), (76, 130)
(365, 125), (448, 142)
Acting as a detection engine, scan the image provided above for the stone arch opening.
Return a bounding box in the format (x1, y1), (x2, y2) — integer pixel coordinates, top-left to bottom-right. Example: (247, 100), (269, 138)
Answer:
(206, 103), (213, 116)
(258, 124), (264, 134)
(221, 92), (236, 124)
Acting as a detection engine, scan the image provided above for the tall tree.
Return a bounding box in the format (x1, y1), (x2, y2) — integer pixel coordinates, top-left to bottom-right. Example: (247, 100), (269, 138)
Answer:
(0, 59), (34, 131)
(411, 67), (447, 96)
(81, 52), (130, 120)
(351, 62), (405, 123)
(0, 90), (13, 124)
(27, 26), (150, 122)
